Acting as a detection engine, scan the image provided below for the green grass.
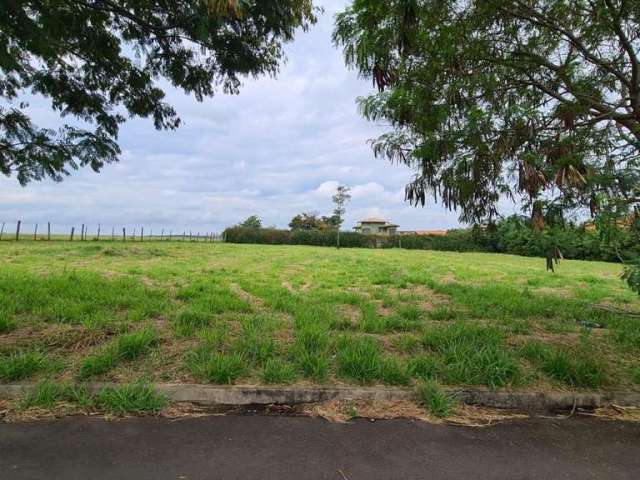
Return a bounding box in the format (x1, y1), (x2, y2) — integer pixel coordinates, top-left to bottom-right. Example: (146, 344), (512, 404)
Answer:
(0, 350), (53, 382)
(187, 348), (247, 384)
(415, 380), (456, 418)
(19, 380), (165, 414)
(78, 328), (158, 379)
(1, 241), (638, 393)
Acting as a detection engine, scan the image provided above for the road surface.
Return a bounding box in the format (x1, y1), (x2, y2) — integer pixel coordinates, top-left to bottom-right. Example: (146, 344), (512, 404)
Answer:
(1, 415), (639, 479)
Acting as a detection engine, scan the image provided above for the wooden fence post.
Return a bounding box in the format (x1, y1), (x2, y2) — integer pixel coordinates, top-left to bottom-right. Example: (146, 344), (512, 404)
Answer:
(169, 230), (172, 241)
(122, 228), (126, 241)
(47, 222), (51, 241)
(70, 227), (75, 241)
(140, 227), (144, 242)
(34, 223), (38, 240)
(16, 220), (21, 241)
(97, 224), (101, 241)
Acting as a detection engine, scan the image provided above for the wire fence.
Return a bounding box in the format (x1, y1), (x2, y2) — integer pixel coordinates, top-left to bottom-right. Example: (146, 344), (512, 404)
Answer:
(0, 220), (223, 243)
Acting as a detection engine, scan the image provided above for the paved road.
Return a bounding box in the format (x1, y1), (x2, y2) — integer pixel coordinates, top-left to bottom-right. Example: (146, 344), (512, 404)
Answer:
(1, 415), (639, 479)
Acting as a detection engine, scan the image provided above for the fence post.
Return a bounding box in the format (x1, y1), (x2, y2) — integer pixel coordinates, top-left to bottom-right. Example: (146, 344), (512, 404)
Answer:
(133, 228), (136, 241)
(160, 229), (164, 241)
(34, 223), (38, 240)
(81, 224), (85, 241)
(47, 222), (51, 241)
(0, 221), (5, 240)
(97, 224), (101, 241)
(16, 220), (21, 241)
(70, 227), (75, 241)
(140, 227), (144, 242)
(122, 228), (126, 241)
(169, 230), (172, 241)
(189, 230), (192, 242)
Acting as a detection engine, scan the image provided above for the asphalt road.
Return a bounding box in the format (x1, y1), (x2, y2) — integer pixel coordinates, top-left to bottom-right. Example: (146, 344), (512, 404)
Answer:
(1, 415), (639, 480)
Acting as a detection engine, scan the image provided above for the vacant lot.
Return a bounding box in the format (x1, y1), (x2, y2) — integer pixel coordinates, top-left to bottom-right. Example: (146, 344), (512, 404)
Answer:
(1, 241), (639, 395)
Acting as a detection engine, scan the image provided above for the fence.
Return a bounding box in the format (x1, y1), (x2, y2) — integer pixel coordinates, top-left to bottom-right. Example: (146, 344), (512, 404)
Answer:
(0, 221), (222, 243)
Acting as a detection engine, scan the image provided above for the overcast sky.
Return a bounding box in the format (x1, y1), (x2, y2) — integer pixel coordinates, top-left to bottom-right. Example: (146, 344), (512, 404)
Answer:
(0, 0), (470, 235)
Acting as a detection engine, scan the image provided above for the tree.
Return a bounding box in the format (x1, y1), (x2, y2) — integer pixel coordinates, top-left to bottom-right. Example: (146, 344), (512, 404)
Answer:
(332, 185), (351, 248)
(334, 0), (640, 291)
(239, 215), (262, 229)
(1, 0), (316, 185)
(289, 211), (340, 230)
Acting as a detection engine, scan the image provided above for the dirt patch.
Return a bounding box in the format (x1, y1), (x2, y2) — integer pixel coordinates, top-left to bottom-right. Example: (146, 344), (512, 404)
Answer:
(229, 283), (266, 310)
(337, 304), (362, 325)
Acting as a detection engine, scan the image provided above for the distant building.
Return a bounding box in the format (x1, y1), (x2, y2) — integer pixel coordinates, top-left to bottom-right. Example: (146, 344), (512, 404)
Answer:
(353, 217), (399, 236)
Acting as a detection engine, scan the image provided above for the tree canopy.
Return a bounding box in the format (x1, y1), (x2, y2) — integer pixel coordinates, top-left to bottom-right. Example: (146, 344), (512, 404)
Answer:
(1, 0), (316, 184)
(239, 215), (262, 229)
(289, 212), (339, 230)
(333, 0), (639, 229)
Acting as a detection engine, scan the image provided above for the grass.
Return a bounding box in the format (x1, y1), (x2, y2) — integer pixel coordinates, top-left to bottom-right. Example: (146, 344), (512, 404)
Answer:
(0, 350), (56, 382)
(19, 380), (165, 414)
(415, 380), (456, 418)
(1, 241), (638, 392)
(78, 328), (158, 379)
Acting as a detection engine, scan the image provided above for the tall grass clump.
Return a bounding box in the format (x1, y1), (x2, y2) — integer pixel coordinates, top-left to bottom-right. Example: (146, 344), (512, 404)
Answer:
(186, 347), (247, 384)
(172, 309), (212, 336)
(20, 380), (92, 409)
(415, 380), (456, 418)
(422, 322), (521, 388)
(94, 383), (167, 414)
(336, 336), (382, 384)
(261, 359), (298, 384)
(291, 322), (331, 381)
(0, 350), (49, 382)
(520, 340), (607, 388)
(79, 328), (158, 379)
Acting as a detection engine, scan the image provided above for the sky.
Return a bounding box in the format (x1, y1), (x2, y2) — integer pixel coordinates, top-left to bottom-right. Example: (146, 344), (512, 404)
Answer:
(0, 0), (469, 236)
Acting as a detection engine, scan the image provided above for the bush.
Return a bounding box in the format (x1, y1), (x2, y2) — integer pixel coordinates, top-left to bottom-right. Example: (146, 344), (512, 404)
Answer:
(223, 216), (640, 265)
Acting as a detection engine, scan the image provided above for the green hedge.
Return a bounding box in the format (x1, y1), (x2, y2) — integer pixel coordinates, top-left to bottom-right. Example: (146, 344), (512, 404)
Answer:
(223, 217), (640, 264)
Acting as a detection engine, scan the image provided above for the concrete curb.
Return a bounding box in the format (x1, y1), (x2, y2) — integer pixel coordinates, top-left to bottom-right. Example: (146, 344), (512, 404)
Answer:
(1, 383), (640, 411)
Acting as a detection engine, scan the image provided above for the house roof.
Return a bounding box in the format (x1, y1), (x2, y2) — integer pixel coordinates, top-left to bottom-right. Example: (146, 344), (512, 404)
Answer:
(358, 217), (388, 224)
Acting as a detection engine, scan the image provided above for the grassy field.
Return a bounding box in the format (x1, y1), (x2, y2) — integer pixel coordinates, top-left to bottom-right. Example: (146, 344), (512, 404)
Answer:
(1, 241), (639, 398)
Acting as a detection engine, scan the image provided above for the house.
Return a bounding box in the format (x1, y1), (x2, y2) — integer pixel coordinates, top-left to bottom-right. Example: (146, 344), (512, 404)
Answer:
(353, 217), (399, 235)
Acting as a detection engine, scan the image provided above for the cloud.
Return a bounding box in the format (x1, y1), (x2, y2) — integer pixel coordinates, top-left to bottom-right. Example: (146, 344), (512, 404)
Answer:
(0, 0), (466, 234)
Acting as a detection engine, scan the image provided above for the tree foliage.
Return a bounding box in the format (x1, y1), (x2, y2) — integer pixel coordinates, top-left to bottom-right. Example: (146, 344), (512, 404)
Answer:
(289, 212), (339, 230)
(333, 0), (639, 226)
(239, 215), (262, 229)
(334, 0), (640, 292)
(1, 0), (316, 184)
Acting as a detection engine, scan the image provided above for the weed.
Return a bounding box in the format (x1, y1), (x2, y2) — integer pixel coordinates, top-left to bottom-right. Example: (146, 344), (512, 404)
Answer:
(20, 380), (92, 409)
(78, 350), (118, 379)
